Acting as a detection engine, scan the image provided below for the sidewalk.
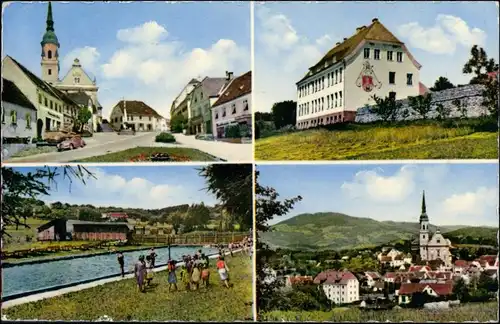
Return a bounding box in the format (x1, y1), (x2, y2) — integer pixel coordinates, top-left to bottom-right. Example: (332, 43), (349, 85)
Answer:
(172, 134), (253, 162)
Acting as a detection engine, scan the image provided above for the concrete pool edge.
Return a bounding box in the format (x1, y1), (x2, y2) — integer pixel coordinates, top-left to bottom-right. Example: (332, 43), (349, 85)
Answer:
(1, 249), (245, 309)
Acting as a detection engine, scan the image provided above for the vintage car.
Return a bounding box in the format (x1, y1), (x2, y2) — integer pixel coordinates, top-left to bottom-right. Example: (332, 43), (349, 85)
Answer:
(57, 136), (86, 151)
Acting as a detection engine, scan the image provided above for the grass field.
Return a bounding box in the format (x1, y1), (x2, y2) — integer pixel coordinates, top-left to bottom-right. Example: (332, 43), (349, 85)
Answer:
(3, 253), (254, 321)
(75, 147), (217, 162)
(260, 301), (498, 322)
(255, 121), (498, 160)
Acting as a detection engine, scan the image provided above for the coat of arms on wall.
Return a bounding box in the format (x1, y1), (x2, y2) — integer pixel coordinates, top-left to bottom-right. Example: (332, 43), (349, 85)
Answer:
(356, 61), (382, 92)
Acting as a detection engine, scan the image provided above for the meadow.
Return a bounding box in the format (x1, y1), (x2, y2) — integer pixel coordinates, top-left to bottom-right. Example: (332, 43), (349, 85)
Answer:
(255, 119), (498, 160)
(3, 253), (254, 321)
(260, 301), (498, 322)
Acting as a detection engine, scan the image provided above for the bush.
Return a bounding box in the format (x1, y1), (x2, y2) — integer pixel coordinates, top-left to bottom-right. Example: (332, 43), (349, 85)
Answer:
(225, 125), (241, 138)
(155, 132), (176, 143)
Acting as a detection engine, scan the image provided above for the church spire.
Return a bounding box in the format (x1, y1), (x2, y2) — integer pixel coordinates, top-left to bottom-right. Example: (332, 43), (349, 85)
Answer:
(46, 2), (54, 32)
(421, 190), (426, 214)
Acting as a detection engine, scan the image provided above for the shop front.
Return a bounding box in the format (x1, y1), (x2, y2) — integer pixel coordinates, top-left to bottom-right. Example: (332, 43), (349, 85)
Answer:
(37, 107), (63, 137)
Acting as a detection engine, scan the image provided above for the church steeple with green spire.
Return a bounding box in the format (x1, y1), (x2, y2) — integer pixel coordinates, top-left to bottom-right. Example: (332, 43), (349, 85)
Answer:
(41, 2), (60, 48)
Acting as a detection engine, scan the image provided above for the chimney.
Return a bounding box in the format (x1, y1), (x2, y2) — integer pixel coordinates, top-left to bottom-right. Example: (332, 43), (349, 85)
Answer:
(372, 18), (379, 23)
(225, 71), (234, 81)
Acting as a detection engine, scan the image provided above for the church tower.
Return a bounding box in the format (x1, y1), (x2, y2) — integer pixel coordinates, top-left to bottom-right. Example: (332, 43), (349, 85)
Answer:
(40, 2), (60, 84)
(419, 190), (430, 261)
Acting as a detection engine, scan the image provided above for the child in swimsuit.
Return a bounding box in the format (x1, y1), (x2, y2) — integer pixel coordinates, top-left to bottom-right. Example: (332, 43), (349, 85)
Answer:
(201, 264), (210, 288)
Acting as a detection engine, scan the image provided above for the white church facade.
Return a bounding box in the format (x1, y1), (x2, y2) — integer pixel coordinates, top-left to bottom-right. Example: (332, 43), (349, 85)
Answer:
(295, 18), (422, 129)
(412, 191), (453, 266)
(39, 2), (102, 132)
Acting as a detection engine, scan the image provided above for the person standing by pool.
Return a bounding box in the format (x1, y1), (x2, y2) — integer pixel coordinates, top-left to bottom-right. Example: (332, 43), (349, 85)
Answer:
(201, 263), (210, 288)
(191, 263), (201, 290)
(216, 256), (230, 288)
(180, 265), (190, 292)
(117, 251), (125, 277)
(145, 255), (154, 286)
(167, 259), (178, 292)
(149, 248), (157, 267)
(134, 255), (147, 292)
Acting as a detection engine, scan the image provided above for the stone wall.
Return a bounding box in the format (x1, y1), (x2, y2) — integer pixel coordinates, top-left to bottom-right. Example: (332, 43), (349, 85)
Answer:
(1, 144), (36, 161)
(355, 84), (489, 123)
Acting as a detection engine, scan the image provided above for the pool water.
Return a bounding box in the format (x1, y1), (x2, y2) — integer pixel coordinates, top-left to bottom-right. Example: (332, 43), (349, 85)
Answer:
(2, 246), (217, 298)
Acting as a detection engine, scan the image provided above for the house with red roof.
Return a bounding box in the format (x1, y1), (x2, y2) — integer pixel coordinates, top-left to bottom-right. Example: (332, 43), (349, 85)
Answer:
(408, 265), (431, 273)
(285, 275), (314, 287)
(101, 212), (129, 221)
(397, 282), (453, 304)
(314, 270), (359, 304)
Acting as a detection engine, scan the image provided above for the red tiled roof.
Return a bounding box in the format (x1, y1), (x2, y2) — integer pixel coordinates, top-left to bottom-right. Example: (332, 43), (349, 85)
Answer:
(212, 71), (251, 107)
(289, 275), (313, 285)
(314, 270), (357, 285)
(398, 283), (453, 296)
(409, 265), (431, 272)
(366, 272), (381, 279)
(380, 256), (392, 262)
(479, 255), (497, 266)
(454, 260), (469, 267)
(114, 100), (164, 119)
(384, 272), (396, 279)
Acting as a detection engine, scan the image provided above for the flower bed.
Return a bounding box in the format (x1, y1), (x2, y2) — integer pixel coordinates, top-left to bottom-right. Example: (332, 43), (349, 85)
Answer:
(129, 152), (191, 162)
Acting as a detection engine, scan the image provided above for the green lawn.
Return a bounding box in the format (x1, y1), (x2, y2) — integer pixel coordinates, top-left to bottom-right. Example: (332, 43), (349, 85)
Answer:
(3, 253), (254, 321)
(260, 301), (498, 322)
(255, 121), (498, 160)
(75, 147), (217, 162)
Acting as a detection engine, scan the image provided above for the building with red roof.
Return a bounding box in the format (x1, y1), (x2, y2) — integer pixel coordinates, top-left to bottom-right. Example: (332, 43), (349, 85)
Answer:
(397, 282), (453, 304)
(314, 270), (359, 304)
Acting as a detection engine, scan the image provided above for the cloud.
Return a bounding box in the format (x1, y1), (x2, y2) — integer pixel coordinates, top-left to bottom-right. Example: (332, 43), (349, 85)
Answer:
(397, 14), (486, 55)
(116, 21), (168, 44)
(341, 165), (417, 203)
(255, 5), (332, 111)
(100, 21), (249, 118)
(61, 46), (101, 76)
(440, 187), (498, 221)
(73, 168), (189, 209)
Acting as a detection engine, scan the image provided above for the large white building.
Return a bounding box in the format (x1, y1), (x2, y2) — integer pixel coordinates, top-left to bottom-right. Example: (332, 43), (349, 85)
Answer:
(412, 191), (453, 265)
(211, 71), (252, 139)
(295, 18), (422, 129)
(109, 100), (166, 132)
(313, 270), (359, 304)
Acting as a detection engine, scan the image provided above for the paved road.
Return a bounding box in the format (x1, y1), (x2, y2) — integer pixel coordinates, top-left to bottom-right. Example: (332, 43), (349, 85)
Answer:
(3, 133), (252, 163)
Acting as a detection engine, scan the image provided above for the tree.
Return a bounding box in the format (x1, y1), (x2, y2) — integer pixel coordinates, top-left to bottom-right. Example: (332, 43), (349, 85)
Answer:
(168, 210), (185, 234)
(73, 107), (93, 133)
(271, 101), (297, 129)
(370, 95), (402, 122)
(255, 168), (302, 315)
(453, 277), (469, 301)
(482, 75), (499, 118)
(78, 208), (102, 221)
(408, 93), (433, 120)
(1, 166), (94, 238)
(255, 112), (273, 122)
(170, 114), (187, 133)
(185, 203), (211, 229)
(463, 45), (499, 85)
(198, 164), (253, 230)
(430, 77), (455, 91)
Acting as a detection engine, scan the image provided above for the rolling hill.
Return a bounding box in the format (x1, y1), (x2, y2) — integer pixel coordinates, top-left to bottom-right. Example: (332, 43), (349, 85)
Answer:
(259, 212), (496, 251)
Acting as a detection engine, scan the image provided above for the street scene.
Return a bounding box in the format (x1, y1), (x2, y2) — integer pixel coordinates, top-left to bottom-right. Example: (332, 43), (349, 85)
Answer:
(256, 163), (498, 322)
(2, 1), (252, 163)
(2, 164), (254, 321)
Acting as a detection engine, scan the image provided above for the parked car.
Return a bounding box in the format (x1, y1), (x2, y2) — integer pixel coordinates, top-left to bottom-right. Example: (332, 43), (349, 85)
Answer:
(57, 136), (86, 151)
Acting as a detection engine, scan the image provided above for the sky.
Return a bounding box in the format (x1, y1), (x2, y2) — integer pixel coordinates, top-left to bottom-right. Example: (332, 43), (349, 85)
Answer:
(9, 165), (220, 209)
(2, 1), (250, 119)
(254, 1), (500, 112)
(257, 163), (499, 227)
